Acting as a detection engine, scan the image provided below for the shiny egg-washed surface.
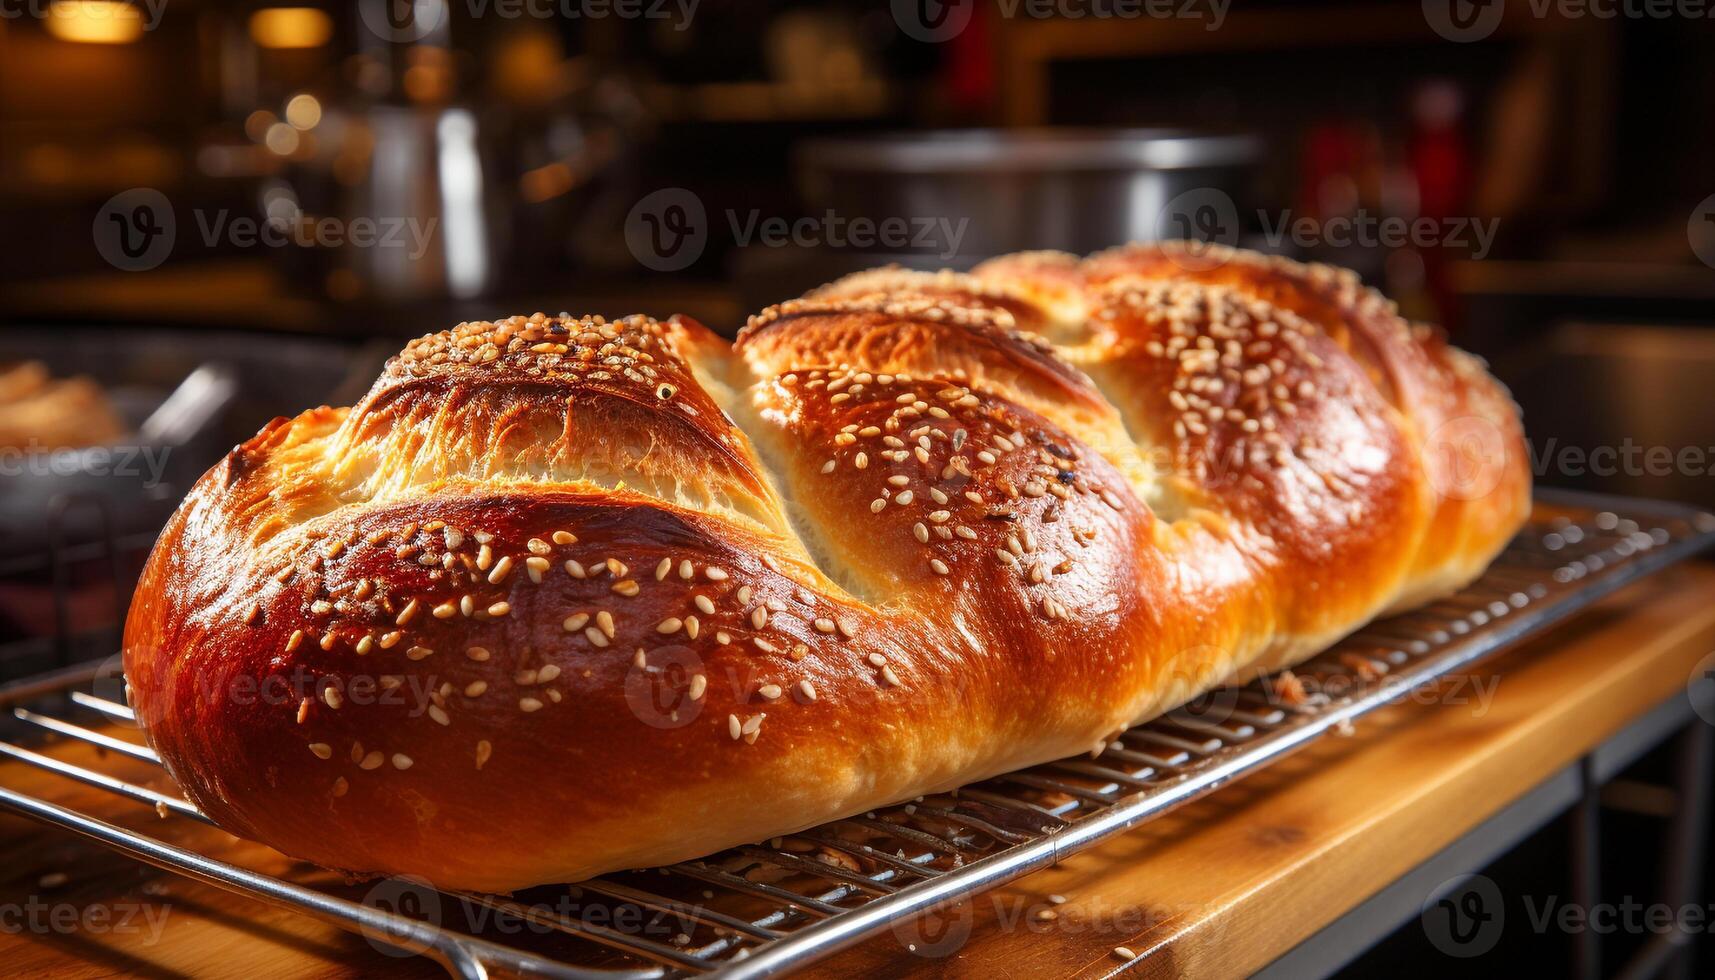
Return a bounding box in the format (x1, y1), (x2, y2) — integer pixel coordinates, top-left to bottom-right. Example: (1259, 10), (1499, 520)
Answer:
(122, 243), (1530, 890)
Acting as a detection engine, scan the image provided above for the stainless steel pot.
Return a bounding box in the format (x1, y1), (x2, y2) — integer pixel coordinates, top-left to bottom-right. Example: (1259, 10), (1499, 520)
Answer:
(794, 128), (1259, 261)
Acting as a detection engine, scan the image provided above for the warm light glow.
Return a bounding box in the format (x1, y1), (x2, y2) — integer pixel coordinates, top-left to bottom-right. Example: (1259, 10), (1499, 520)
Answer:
(264, 121), (301, 155)
(249, 7), (333, 49)
(285, 93), (322, 130)
(45, 1), (145, 44)
(244, 110), (278, 142)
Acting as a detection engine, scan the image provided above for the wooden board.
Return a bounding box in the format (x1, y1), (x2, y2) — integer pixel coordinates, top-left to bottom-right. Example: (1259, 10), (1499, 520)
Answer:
(2, 565), (1713, 978)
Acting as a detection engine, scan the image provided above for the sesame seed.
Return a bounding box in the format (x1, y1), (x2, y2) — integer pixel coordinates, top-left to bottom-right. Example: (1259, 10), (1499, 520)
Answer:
(658, 617), (683, 634)
(476, 544), (493, 571)
(475, 740), (493, 770)
(728, 714), (742, 740)
(706, 566), (729, 581)
(322, 687), (343, 709)
(563, 612), (590, 632)
(930, 559), (950, 575)
(694, 594), (716, 615)
(585, 627), (609, 648)
(527, 537), (551, 556)
(380, 631), (402, 649)
(758, 684), (782, 700)
(797, 680), (817, 702)
(519, 697), (543, 713)
(488, 601), (511, 617)
(465, 680), (488, 697)
(332, 777), (348, 796)
(679, 560), (694, 580)
(565, 559), (587, 578)
(689, 674), (708, 700)
(392, 753), (414, 770)
(466, 646), (490, 661)
(309, 742), (332, 759)
(407, 646), (434, 661)
(360, 751), (384, 770)
(754, 637), (777, 653)
(487, 557), (514, 584)
(552, 530), (577, 545)
(870, 498), (887, 513)
(880, 665), (902, 686)
(433, 601), (457, 619)
(285, 630), (304, 653)
(1113, 947), (1136, 961)
(896, 490), (915, 505)
(428, 705), (450, 726)
(597, 610), (615, 637)
(396, 600), (420, 625)
(751, 607), (768, 629)
(612, 579), (640, 596)
(656, 557), (672, 580)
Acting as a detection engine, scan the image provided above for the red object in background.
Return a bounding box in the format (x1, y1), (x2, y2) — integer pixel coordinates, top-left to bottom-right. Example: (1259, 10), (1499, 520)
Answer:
(943, 1), (995, 114)
(1409, 80), (1472, 330)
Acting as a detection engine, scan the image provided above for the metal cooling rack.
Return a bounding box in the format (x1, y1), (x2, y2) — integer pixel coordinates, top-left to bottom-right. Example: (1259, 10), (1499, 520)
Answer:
(1, 489), (1712, 979)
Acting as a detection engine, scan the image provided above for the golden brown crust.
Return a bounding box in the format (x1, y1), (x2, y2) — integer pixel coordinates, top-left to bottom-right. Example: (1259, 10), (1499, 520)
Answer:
(124, 247), (1530, 890)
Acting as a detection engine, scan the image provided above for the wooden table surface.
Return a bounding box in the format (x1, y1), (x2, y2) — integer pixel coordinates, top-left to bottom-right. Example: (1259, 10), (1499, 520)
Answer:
(2, 564), (1713, 979)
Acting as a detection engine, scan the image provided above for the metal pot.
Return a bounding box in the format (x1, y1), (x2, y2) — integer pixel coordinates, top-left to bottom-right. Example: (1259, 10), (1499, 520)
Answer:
(794, 128), (1259, 262)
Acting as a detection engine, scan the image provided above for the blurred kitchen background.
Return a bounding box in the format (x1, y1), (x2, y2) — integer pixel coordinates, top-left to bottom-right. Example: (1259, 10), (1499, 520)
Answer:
(0, 4), (1712, 635)
(0, 2), (1712, 975)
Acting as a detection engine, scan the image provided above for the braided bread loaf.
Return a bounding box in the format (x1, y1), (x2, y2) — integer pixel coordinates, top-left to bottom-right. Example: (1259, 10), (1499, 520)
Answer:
(123, 243), (1529, 890)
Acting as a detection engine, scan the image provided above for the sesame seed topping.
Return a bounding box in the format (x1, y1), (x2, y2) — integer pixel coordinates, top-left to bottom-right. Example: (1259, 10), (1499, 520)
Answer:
(309, 742), (332, 759)
(658, 617), (683, 634)
(519, 697), (543, 713)
(466, 646), (490, 661)
(475, 740), (492, 769)
(465, 680), (488, 697)
(392, 753), (414, 770)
